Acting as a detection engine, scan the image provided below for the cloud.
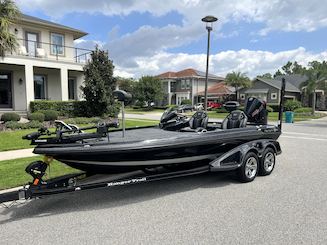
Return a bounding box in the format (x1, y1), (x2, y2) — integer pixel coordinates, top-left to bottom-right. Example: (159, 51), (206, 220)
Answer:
(16, 0), (327, 34)
(17, 1), (327, 79)
(103, 24), (203, 68)
(114, 47), (327, 78)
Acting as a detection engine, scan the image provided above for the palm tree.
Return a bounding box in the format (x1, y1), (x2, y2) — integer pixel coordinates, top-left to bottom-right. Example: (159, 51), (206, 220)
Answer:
(0, 0), (20, 57)
(305, 66), (326, 115)
(225, 71), (251, 101)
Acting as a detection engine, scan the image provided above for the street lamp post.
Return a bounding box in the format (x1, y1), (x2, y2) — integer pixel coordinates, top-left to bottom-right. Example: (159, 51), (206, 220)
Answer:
(201, 15), (218, 111)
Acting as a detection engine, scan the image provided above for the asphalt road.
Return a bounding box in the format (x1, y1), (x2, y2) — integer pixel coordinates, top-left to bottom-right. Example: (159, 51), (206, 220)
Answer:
(1, 118), (327, 245)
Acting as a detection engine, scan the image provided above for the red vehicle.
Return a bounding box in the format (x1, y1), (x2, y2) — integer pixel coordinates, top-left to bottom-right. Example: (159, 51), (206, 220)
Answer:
(207, 101), (222, 109)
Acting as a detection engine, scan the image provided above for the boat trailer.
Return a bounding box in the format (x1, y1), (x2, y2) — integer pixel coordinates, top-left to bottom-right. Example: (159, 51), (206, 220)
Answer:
(0, 139), (281, 205)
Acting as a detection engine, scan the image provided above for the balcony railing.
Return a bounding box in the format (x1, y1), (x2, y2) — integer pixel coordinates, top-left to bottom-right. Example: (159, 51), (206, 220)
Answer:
(10, 38), (93, 63)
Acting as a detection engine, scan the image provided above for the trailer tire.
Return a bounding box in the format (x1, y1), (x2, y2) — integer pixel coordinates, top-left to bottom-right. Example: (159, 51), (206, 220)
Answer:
(237, 152), (259, 183)
(259, 147), (276, 176)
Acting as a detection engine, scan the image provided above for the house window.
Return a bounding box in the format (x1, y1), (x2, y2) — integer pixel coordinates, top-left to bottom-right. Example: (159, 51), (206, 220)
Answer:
(68, 77), (76, 100)
(34, 75), (46, 99)
(181, 80), (185, 89)
(271, 93), (277, 100)
(240, 94), (245, 100)
(185, 79), (191, 89)
(51, 33), (65, 55)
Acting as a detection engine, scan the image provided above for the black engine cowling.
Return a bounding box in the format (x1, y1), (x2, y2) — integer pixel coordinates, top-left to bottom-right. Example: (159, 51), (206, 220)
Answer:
(244, 97), (268, 125)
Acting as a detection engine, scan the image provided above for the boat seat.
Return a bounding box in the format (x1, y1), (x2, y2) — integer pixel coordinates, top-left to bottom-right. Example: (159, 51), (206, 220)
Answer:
(222, 110), (247, 129)
(180, 111), (208, 132)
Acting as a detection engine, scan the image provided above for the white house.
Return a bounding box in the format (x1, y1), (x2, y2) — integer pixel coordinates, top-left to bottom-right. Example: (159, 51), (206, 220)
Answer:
(0, 14), (91, 113)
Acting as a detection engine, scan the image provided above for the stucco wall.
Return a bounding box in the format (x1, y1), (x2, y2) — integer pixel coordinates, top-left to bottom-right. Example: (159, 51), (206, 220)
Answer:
(10, 23), (76, 63)
(0, 64), (27, 111)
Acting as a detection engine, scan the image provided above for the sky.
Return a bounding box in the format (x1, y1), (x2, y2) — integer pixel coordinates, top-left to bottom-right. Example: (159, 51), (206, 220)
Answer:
(16, 0), (327, 78)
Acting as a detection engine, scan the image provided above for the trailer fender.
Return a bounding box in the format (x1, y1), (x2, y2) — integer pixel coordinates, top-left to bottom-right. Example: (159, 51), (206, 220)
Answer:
(210, 139), (280, 171)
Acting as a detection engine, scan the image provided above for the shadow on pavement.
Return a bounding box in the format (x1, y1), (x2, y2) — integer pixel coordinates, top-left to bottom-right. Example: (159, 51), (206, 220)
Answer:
(0, 171), (240, 225)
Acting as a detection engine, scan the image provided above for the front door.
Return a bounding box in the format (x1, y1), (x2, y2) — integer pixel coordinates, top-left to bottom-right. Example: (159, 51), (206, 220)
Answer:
(26, 32), (38, 56)
(68, 77), (76, 100)
(0, 72), (12, 108)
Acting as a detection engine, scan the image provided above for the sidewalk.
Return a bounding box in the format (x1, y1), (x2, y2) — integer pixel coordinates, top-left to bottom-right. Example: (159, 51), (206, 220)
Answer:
(0, 148), (34, 161)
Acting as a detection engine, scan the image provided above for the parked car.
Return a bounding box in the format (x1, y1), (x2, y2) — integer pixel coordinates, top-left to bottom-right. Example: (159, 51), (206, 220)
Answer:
(194, 103), (204, 111)
(178, 104), (193, 113)
(208, 101), (222, 109)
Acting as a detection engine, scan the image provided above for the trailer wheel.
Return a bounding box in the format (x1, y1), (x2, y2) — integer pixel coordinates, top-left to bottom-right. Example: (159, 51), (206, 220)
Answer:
(237, 152), (259, 183)
(259, 148), (275, 176)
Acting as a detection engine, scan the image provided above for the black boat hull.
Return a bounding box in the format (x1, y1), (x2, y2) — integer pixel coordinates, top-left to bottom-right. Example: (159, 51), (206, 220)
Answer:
(33, 126), (281, 173)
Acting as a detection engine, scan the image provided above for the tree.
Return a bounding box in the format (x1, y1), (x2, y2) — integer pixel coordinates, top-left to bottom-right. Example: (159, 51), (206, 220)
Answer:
(303, 61), (327, 115)
(281, 61), (293, 75)
(225, 71), (251, 101)
(82, 47), (117, 116)
(273, 69), (283, 78)
(0, 0), (20, 57)
(116, 77), (135, 94)
(257, 73), (272, 79)
(274, 61), (306, 77)
(134, 76), (163, 108)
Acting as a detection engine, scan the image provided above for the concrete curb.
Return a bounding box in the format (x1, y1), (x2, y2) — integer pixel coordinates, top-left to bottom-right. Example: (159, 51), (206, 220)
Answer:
(0, 186), (23, 194)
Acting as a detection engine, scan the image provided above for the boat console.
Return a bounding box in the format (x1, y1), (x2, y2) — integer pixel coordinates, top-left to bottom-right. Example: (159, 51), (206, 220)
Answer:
(160, 97), (268, 132)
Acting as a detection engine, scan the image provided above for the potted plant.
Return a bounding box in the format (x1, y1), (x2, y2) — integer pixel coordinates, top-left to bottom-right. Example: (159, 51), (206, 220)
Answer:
(284, 100), (301, 123)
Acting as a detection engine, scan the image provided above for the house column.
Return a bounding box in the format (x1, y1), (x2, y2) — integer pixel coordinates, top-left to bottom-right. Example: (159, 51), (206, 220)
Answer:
(60, 67), (68, 101)
(167, 80), (171, 105)
(24, 64), (34, 111)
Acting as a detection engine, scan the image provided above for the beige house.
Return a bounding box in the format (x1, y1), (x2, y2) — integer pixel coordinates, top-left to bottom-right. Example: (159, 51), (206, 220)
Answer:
(157, 68), (224, 106)
(0, 14), (91, 113)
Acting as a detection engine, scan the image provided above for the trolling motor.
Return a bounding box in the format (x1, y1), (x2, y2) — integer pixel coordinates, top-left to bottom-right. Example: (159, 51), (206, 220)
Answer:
(113, 90), (132, 137)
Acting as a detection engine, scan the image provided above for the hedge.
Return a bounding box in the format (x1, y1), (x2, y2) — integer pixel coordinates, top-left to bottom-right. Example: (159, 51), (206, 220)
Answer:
(181, 99), (192, 105)
(30, 100), (120, 117)
(294, 107), (312, 113)
(28, 112), (45, 122)
(267, 104), (280, 112)
(5, 120), (43, 130)
(284, 100), (302, 112)
(1, 112), (20, 122)
(37, 110), (59, 121)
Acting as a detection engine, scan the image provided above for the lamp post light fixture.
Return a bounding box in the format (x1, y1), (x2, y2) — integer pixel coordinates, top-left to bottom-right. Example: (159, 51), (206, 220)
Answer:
(201, 15), (218, 111)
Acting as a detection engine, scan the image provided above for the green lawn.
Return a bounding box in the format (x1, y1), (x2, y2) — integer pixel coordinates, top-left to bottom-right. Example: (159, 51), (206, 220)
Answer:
(0, 119), (158, 152)
(202, 111), (325, 122)
(0, 157), (80, 190)
(125, 107), (166, 114)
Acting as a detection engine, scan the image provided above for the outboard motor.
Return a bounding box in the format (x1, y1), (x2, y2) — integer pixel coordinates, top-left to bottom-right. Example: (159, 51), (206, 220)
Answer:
(244, 97), (268, 125)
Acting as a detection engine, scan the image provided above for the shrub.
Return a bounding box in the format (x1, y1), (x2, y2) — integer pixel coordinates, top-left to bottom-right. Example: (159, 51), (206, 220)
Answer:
(267, 104), (280, 112)
(30, 100), (119, 118)
(181, 99), (192, 105)
(153, 106), (169, 110)
(284, 100), (302, 111)
(64, 117), (101, 125)
(1, 112), (20, 122)
(30, 101), (76, 116)
(5, 120), (43, 130)
(266, 105), (274, 113)
(38, 110), (58, 121)
(216, 107), (228, 113)
(294, 107), (312, 113)
(28, 112), (45, 122)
